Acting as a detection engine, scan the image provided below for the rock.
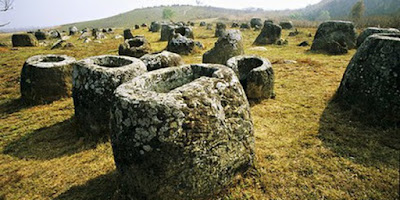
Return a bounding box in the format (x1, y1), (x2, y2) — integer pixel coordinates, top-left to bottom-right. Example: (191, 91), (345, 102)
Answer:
(253, 22), (282, 45)
(200, 21), (206, 26)
(150, 21), (161, 32)
(335, 33), (400, 124)
(174, 26), (194, 39)
(283, 60), (297, 64)
(279, 21), (294, 29)
(51, 40), (65, 50)
(231, 22), (239, 28)
(166, 34), (196, 55)
(194, 41), (204, 49)
(160, 25), (175, 41)
(307, 33), (313, 37)
(114, 35), (123, 39)
(20, 55), (76, 104)
(227, 55), (275, 99)
(203, 30), (244, 64)
(189, 22), (195, 26)
(254, 25), (261, 31)
(141, 23), (148, 27)
(123, 29), (134, 40)
(72, 55), (147, 136)
(82, 28), (89, 33)
(288, 29), (300, 37)
(79, 32), (91, 40)
(94, 32), (107, 40)
(119, 36), (152, 58)
(49, 30), (62, 39)
(107, 28), (114, 33)
(83, 38), (91, 43)
(12, 34), (38, 47)
(264, 19), (274, 24)
(34, 31), (48, 40)
(250, 18), (263, 28)
(161, 25), (194, 41)
(240, 23), (251, 29)
(111, 64), (255, 200)
(64, 42), (75, 48)
(276, 39), (288, 45)
(311, 20), (357, 54)
(215, 22), (227, 38)
(135, 25), (140, 29)
(61, 36), (70, 40)
(356, 27), (399, 47)
(298, 41), (310, 46)
(69, 26), (78, 36)
(206, 23), (213, 30)
(140, 51), (184, 71)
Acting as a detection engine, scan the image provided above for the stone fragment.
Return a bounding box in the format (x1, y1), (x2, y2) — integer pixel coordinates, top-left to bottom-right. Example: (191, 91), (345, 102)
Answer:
(140, 51), (184, 71)
(119, 36), (152, 58)
(253, 22), (282, 45)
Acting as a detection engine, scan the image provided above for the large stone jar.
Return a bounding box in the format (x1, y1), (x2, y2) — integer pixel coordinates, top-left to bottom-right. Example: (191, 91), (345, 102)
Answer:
(111, 64), (255, 199)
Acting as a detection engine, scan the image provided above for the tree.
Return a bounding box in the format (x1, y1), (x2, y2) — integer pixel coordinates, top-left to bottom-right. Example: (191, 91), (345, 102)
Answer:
(0, 0), (14, 27)
(350, 0), (365, 21)
(162, 8), (175, 20)
(315, 10), (331, 21)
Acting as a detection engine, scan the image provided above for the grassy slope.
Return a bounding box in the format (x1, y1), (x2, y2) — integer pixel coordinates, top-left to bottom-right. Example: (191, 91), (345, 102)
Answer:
(0, 27), (399, 199)
(61, 5), (284, 30)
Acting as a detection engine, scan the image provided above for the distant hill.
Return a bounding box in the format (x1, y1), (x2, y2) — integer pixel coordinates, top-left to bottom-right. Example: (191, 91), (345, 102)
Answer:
(299, 0), (400, 20)
(62, 5), (285, 30)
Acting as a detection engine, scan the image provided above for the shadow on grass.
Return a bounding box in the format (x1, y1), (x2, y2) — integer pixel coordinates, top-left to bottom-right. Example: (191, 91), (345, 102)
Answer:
(318, 101), (400, 168)
(54, 171), (119, 200)
(0, 98), (33, 115)
(3, 118), (108, 160)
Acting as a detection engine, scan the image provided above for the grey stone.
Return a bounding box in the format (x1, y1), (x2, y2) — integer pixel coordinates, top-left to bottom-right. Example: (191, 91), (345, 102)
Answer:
(311, 20), (357, 54)
(12, 34), (38, 47)
(227, 55), (275, 99)
(34, 31), (48, 40)
(140, 51), (184, 71)
(231, 22), (239, 28)
(20, 55), (76, 104)
(135, 25), (140, 29)
(279, 21), (294, 29)
(215, 22), (227, 38)
(150, 21), (161, 32)
(356, 27), (399, 47)
(49, 30), (62, 39)
(254, 23), (282, 45)
(161, 25), (194, 41)
(79, 32), (91, 40)
(335, 33), (400, 124)
(298, 41), (310, 46)
(200, 21), (206, 27)
(203, 30), (244, 65)
(51, 40), (65, 50)
(69, 26), (78, 36)
(250, 18), (262, 28)
(240, 23), (251, 29)
(166, 34), (196, 55)
(288, 29), (300, 37)
(141, 23), (148, 27)
(123, 29), (134, 40)
(72, 55), (147, 136)
(111, 64), (254, 200)
(119, 36), (151, 58)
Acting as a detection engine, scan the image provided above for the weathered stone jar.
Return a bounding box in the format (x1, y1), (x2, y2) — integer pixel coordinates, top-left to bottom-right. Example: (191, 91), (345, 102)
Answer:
(227, 55), (275, 100)
(72, 55), (147, 136)
(335, 33), (400, 124)
(203, 30), (244, 64)
(21, 55), (75, 104)
(140, 51), (184, 71)
(111, 64), (255, 200)
(356, 27), (399, 47)
(12, 34), (38, 47)
(119, 36), (152, 58)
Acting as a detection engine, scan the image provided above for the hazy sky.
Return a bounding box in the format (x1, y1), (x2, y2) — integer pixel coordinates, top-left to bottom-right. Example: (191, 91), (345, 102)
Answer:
(0, 0), (321, 30)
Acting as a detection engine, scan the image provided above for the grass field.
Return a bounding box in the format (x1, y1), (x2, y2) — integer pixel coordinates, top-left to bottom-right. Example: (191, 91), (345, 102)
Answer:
(0, 26), (399, 200)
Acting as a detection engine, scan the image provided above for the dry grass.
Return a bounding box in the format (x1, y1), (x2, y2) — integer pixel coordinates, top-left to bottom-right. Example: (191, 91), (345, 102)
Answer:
(0, 26), (398, 200)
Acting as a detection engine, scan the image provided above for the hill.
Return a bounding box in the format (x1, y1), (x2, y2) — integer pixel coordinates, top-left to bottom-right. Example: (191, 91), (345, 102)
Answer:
(62, 5), (286, 30)
(298, 0), (400, 20)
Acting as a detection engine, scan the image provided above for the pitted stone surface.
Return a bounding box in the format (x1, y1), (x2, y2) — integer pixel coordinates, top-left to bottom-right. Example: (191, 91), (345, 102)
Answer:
(311, 20), (357, 54)
(72, 55), (147, 136)
(227, 55), (275, 99)
(215, 22), (227, 37)
(166, 34), (196, 55)
(203, 30), (244, 65)
(12, 34), (38, 47)
(20, 55), (76, 104)
(111, 64), (254, 200)
(140, 51), (184, 71)
(119, 36), (152, 58)
(356, 27), (399, 47)
(336, 33), (400, 124)
(254, 22), (282, 45)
